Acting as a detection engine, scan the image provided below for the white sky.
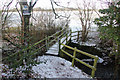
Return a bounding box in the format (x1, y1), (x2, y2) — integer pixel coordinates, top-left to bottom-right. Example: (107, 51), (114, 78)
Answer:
(0, 0), (112, 10)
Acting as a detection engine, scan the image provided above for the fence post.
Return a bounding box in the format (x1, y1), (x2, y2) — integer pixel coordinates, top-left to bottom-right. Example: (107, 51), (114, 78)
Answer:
(91, 57), (98, 78)
(72, 47), (77, 67)
(70, 30), (72, 42)
(58, 37), (61, 55)
(66, 31), (68, 43)
(77, 31), (80, 41)
(46, 36), (48, 51)
(48, 36), (49, 49)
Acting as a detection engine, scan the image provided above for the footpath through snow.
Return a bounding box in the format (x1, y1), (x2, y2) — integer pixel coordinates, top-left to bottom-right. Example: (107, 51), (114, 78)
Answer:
(32, 55), (90, 78)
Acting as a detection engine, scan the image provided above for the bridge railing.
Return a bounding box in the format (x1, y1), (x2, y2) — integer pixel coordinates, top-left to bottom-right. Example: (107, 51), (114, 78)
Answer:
(58, 30), (81, 53)
(60, 43), (98, 78)
(71, 31), (81, 41)
(3, 27), (69, 67)
(58, 29), (71, 52)
(58, 30), (81, 48)
(58, 30), (99, 78)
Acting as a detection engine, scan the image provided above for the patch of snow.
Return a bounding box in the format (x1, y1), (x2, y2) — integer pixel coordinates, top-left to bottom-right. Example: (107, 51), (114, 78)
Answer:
(95, 55), (104, 63)
(82, 57), (104, 63)
(98, 57), (104, 63)
(46, 42), (59, 55)
(1, 63), (36, 78)
(2, 73), (7, 77)
(79, 42), (96, 46)
(71, 31), (100, 47)
(103, 62), (108, 65)
(46, 35), (70, 55)
(82, 59), (94, 62)
(32, 55), (90, 78)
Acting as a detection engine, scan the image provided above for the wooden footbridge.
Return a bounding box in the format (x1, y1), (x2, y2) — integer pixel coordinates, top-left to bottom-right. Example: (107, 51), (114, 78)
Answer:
(3, 27), (99, 78)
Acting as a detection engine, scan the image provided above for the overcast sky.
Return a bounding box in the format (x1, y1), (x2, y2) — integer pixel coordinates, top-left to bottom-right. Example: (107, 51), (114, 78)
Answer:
(0, 0), (112, 10)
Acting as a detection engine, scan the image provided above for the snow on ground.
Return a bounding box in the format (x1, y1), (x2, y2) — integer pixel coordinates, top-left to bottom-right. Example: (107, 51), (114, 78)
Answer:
(71, 31), (100, 46)
(46, 43), (59, 55)
(1, 55), (91, 78)
(32, 55), (90, 78)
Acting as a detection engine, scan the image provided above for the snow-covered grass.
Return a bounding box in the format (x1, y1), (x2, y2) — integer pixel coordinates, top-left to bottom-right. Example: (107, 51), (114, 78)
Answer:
(71, 31), (100, 46)
(1, 55), (91, 78)
(1, 63), (39, 78)
(32, 55), (90, 78)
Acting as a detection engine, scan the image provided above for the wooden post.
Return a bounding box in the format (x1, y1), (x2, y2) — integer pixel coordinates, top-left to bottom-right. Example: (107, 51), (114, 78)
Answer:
(66, 31), (68, 43)
(46, 36), (48, 51)
(48, 36), (49, 49)
(58, 37), (61, 55)
(70, 30), (72, 42)
(91, 58), (98, 78)
(77, 31), (80, 41)
(72, 47), (77, 67)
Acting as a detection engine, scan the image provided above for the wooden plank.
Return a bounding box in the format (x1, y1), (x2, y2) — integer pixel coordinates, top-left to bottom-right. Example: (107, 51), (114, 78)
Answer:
(75, 58), (95, 70)
(91, 58), (98, 78)
(76, 49), (98, 59)
(72, 31), (78, 33)
(61, 44), (98, 59)
(72, 47), (77, 67)
(71, 35), (78, 37)
(61, 47), (96, 70)
(61, 49), (73, 58)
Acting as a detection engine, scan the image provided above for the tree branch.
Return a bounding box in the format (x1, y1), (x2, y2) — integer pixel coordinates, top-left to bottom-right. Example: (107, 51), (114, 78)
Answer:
(1, 0), (14, 28)
(32, 0), (38, 8)
(7, 0), (14, 7)
(50, 0), (70, 19)
(15, 2), (22, 21)
(3, 37), (21, 49)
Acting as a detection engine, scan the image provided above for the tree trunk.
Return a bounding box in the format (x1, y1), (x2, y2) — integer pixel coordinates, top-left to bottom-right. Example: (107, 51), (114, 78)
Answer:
(24, 16), (30, 46)
(82, 25), (87, 42)
(20, 5), (30, 46)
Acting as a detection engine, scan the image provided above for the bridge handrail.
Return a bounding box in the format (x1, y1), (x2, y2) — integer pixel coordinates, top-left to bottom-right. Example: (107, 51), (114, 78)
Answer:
(59, 43), (98, 78)
(71, 31), (81, 41)
(61, 49), (95, 70)
(60, 30), (71, 44)
(61, 44), (98, 59)
(2, 27), (68, 61)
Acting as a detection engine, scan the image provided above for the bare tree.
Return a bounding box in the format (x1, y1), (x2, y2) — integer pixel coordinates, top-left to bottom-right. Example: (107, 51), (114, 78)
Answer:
(76, 0), (95, 42)
(50, 0), (71, 20)
(32, 11), (69, 28)
(0, 0), (20, 48)
(1, 0), (13, 37)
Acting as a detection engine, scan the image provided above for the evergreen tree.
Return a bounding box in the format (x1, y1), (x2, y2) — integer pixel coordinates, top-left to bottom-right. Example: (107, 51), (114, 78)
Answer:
(94, 1), (120, 78)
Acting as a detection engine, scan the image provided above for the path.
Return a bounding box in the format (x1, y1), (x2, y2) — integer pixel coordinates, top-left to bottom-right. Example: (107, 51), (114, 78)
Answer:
(32, 55), (90, 78)
(46, 37), (68, 55)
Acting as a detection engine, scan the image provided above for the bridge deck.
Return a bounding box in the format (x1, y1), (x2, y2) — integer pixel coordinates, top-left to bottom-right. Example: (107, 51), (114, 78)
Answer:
(46, 37), (70, 55)
(46, 42), (59, 55)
